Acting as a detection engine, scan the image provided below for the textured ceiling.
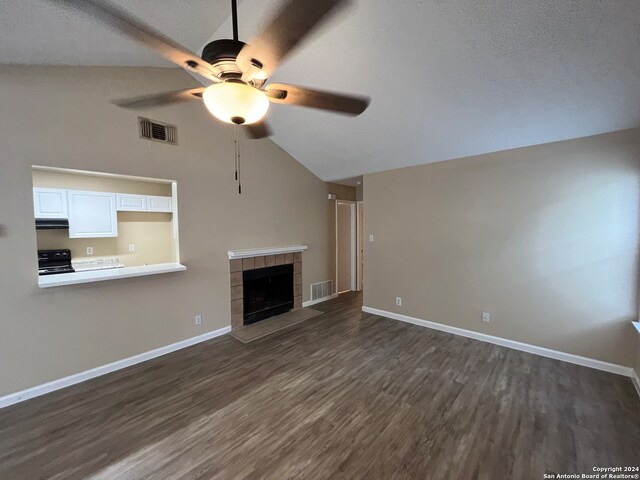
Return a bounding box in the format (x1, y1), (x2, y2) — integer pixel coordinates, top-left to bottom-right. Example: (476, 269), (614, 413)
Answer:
(0, 0), (235, 66)
(209, 0), (640, 181)
(2, 1), (639, 181)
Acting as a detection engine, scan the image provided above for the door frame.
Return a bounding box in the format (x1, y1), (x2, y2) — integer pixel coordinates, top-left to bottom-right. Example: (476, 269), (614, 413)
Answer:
(336, 200), (357, 293)
(356, 201), (364, 291)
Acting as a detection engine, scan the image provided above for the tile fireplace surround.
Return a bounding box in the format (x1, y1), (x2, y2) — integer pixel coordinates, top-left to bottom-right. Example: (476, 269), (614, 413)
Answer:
(229, 252), (302, 330)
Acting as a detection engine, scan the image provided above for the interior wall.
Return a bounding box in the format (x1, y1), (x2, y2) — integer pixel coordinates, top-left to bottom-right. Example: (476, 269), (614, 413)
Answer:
(33, 170), (174, 266)
(0, 66), (336, 397)
(364, 129), (640, 367)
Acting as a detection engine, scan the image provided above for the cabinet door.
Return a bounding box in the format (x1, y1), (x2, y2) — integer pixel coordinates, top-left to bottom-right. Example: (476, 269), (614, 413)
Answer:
(116, 193), (147, 212)
(33, 188), (68, 219)
(68, 190), (118, 238)
(147, 195), (172, 212)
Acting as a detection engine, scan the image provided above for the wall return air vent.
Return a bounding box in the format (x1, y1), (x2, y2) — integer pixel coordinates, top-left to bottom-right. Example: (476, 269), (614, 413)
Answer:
(138, 117), (178, 145)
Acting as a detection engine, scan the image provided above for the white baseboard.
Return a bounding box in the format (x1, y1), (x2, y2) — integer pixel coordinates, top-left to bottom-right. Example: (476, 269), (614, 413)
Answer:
(303, 293), (338, 308)
(362, 306), (634, 378)
(0, 326), (231, 410)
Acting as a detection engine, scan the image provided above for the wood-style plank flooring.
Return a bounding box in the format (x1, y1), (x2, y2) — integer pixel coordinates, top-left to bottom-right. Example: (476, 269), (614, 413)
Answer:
(1, 292), (638, 479)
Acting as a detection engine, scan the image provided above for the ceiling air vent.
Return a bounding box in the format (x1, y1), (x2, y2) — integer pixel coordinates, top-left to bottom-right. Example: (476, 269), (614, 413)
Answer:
(138, 117), (177, 145)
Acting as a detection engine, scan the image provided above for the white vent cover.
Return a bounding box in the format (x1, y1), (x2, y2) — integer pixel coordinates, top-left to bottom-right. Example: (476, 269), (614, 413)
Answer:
(311, 280), (333, 301)
(138, 117), (177, 145)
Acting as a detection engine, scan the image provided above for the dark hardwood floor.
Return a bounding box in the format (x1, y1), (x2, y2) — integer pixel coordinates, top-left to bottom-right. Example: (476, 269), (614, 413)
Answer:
(1, 292), (638, 479)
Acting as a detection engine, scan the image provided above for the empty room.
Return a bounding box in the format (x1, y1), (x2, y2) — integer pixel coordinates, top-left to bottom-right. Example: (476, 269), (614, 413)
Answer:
(0, 1), (639, 479)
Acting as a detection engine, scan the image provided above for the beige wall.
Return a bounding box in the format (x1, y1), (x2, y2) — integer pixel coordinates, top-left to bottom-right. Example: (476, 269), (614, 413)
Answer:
(33, 169), (174, 266)
(364, 129), (640, 367)
(0, 66), (336, 397)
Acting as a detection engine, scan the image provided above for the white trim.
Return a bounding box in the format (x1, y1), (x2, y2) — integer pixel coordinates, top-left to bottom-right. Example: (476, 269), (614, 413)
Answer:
(362, 306), (634, 378)
(632, 321), (640, 335)
(38, 262), (186, 288)
(303, 293), (338, 308)
(0, 326), (231, 409)
(336, 200), (357, 293)
(631, 370), (640, 399)
(227, 245), (308, 259)
(356, 201), (364, 292)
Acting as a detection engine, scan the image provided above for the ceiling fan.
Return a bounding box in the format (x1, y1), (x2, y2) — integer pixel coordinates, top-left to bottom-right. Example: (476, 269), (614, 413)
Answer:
(49, 0), (371, 139)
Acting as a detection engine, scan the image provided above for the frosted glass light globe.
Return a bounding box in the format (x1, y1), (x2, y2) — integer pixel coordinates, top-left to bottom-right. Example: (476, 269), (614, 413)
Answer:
(202, 81), (269, 125)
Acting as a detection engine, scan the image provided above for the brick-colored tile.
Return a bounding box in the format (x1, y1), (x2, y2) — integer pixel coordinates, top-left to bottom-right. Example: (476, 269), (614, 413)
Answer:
(293, 252), (302, 262)
(242, 257), (255, 270)
(230, 271), (243, 287)
(231, 313), (243, 329)
(231, 285), (243, 301)
(294, 273), (302, 286)
(294, 284), (302, 297)
(230, 259), (243, 273)
(294, 295), (302, 308)
(254, 256), (266, 269)
(285, 253), (294, 264)
(275, 254), (285, 265)
(265, 255), (275, 267)
(294, 262), (302, 273)
(231, 299), (243, 315)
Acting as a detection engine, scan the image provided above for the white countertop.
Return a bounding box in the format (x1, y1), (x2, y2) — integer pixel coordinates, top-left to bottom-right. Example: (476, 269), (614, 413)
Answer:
(38, 263), (186, 288)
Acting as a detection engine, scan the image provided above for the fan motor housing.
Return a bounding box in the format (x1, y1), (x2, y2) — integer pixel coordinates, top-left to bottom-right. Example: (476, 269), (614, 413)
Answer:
(202, 39), (264, 84)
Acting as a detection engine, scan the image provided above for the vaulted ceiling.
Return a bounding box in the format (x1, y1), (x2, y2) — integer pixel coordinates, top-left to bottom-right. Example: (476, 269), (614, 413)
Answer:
(2, 0), (639, 182)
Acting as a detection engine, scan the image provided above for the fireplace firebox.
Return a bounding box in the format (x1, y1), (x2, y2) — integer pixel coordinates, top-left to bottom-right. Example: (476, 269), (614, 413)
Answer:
(243, 264), (294, 325)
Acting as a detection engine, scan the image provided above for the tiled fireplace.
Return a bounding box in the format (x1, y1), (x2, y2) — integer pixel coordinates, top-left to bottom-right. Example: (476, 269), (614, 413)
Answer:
(229, 246), (306, 330)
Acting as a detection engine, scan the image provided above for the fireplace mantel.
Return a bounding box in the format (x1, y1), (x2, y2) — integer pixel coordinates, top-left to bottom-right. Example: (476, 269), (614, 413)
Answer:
(227, 245), (308, 260)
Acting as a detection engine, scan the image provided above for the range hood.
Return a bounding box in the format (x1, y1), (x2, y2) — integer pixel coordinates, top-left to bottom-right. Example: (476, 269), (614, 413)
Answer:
(35, 218), (69, 230)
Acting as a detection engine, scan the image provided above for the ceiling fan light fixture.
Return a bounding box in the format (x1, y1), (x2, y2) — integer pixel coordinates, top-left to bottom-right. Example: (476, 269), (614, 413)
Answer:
(202, 81), (269, 125)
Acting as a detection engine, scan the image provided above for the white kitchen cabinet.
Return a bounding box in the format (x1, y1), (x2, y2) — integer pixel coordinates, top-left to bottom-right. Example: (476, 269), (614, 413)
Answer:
(33, 188), (68, 219)
(68, 190), (118, 238)
(147, 195), (172, 213)
(116, 193), (147, 212)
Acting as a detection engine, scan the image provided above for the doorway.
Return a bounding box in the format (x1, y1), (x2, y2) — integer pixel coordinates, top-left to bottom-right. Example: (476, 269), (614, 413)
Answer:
(336, 200), (357, 293)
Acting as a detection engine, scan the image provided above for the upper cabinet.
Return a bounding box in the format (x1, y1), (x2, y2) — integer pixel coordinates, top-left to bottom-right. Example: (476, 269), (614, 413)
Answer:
(68, 190), (118, 238)
(33, 188), (68, 219)
(117, 194), (172, 213)
(116, 193), (147, 212)
(147, 195), (173, 213)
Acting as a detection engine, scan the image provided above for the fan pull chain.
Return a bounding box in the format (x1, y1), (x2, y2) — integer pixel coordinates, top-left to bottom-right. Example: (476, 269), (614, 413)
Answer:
(233, 125), (242, 194)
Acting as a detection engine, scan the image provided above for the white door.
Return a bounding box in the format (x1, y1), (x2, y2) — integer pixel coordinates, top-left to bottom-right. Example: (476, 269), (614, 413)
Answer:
(336, 201), (356, 293)
(33, 188), (68, 219)
(357, 202), (364, 291)
(68, 190), (118, 238)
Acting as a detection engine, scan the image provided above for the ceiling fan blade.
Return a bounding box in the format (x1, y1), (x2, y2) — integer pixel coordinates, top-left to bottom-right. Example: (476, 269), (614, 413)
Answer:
(113, 87), (205, 109)
(49, 0), (219, 82)
(237, 0), (351, 82)
(245, 120), (272, 139)
(265, 83), (370, 115)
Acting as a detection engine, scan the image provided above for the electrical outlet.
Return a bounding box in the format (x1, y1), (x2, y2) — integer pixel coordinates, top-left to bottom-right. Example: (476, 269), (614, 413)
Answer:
(86, 247), (93, 255)
(482, 312), (490, 323)
(194, 315), (202, 325)
(395, 297), (402, 306)
(369, 234), (374, 242)
(128, 244), (136, 252)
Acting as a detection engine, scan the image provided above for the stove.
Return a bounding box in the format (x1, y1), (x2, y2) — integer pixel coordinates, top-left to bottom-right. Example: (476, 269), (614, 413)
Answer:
(38, 249), (75, 276)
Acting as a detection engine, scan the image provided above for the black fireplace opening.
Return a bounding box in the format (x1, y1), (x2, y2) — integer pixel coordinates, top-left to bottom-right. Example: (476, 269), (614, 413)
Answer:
(243, 264), (294, 325)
